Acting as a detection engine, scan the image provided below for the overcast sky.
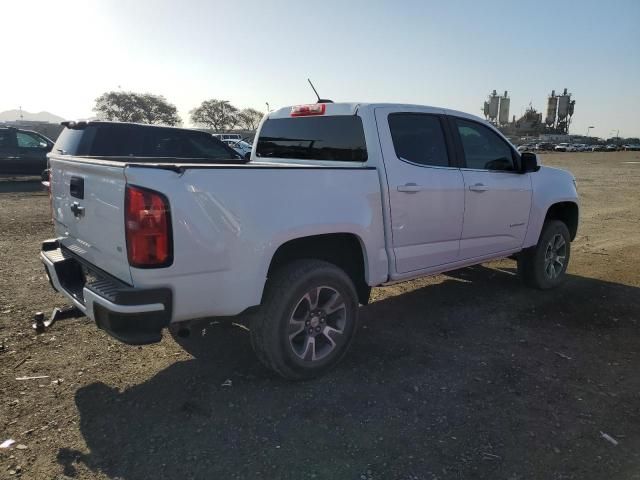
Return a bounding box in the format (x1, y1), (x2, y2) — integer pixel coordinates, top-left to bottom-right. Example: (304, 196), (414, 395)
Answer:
(2, 0), (639, 138)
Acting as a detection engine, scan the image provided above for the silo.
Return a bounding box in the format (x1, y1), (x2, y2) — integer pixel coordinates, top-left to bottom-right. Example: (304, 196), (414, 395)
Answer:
(546, 91), (558, 126)
(557, 88), (571, 121)
(498, 91), (510, 125)
(488, 90), (499, 121)
(483, 101), (490, 118)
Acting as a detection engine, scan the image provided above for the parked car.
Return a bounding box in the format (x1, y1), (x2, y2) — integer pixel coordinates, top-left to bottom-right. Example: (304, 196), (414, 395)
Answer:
(623, 144), (640, 151)
(554, 143), (569, 152)
(605, 144), (618, 151)
(212, 133), (242, 141)
(536, 142), (554, 151)
(0, 126), (54, 175)
(222, 139), (253, 159)
(516, 144), (536, 152)
(591, 144), (606, 152)
(39, 103), (579, 380)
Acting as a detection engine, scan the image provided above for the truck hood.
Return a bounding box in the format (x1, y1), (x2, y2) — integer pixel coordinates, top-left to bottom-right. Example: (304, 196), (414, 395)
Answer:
(538, 165), (576, 183)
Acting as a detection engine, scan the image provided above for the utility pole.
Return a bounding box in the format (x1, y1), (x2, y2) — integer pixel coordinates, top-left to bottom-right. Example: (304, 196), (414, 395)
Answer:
(586, 126), (594, 137)
(609, 129), (620, 145)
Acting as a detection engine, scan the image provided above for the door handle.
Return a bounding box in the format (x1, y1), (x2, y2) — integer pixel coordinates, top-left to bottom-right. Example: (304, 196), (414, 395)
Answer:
(468, 183), (489, 192)
(397, 183), (422, 193)
(70, 202), (85, 218)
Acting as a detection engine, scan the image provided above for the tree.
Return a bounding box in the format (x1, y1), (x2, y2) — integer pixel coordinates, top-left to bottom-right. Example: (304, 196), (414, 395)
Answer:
(190, 100), (239, 132)
(237, 108), (264, 131)
(93, 91), (180, 126)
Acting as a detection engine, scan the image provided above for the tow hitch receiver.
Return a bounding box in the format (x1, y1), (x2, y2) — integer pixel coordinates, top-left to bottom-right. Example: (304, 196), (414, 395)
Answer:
(33, 306), (84, 333)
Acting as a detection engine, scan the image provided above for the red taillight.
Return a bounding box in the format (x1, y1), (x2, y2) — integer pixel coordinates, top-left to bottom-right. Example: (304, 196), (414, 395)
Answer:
(125, 185), (172, 268)
(290, 104), (326, 117)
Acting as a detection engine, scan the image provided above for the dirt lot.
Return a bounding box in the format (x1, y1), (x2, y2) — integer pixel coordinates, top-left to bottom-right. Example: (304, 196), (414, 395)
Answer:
(1, 152), (639, 480)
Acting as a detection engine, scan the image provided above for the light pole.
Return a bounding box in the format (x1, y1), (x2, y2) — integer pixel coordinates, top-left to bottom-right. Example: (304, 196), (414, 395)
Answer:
(265, 102), (271, 113)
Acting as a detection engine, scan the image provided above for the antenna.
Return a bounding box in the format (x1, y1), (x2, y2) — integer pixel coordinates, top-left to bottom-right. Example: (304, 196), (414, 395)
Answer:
(307, 78), (333, 104)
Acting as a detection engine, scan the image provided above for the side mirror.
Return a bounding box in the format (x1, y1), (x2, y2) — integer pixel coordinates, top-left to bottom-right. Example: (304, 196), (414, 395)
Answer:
(521, 152), (540, 173)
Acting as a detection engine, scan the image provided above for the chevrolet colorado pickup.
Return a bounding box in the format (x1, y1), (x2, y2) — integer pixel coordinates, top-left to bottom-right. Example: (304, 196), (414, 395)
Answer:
(40, 104), (579, 379)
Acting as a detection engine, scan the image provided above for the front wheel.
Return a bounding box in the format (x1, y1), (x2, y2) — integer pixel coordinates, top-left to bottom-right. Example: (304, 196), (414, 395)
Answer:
(518, 220), (571, 290)
(250, 260), (359, 380)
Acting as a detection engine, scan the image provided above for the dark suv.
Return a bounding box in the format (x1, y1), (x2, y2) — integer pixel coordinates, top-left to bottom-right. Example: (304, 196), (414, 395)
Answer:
(53, 121), (243, 161)
(0, 127), (54, 175)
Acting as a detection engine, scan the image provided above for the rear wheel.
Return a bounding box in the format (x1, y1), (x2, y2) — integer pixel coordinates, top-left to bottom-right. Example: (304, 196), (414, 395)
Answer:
(250, 260), (359, 380)
(518, 220), (571, 289)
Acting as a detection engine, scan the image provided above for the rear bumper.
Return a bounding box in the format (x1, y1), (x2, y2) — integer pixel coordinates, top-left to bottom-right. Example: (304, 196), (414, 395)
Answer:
(40, 239), (172, 345)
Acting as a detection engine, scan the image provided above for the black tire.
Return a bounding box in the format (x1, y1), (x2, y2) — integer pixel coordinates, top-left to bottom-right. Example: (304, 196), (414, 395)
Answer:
(518, 220), (571, 290)
(250, 260), (359, 380)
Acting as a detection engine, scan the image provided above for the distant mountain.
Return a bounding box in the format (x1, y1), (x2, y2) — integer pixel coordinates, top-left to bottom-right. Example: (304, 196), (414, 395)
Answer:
(0, 109), (65, 123)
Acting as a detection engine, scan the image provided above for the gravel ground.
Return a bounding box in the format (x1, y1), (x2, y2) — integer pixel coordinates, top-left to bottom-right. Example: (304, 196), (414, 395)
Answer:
(1, 152), (639, 480)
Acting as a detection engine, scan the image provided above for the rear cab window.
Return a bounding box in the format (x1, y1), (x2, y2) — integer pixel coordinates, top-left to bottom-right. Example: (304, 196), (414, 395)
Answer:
(256, 115), (367, 162)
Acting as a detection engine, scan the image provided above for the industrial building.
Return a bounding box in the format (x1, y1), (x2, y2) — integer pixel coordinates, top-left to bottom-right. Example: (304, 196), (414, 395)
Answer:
(483, 88), (576, 138)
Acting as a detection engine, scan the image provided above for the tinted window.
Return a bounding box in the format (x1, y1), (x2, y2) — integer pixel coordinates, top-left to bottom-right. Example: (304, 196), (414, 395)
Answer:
(0, 130), (14, 148)
(456, 119), (515, 171)
(16, 132), (43, 148)
(53, 124), (239, 161)
(388, 113), (449, 167)
(52, 128), (85, 155)
(88, 125), (139, 156)
(256, 116), (367, 162)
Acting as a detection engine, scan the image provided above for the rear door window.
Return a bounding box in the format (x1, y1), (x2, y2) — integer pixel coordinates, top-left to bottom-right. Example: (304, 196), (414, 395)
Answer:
(256, 116), (367, 161)
(0, 130), (16, 148)
(388, 113), (450, 167)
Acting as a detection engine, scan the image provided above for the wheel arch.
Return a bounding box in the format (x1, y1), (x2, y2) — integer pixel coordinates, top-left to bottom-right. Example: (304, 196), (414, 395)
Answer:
(265, 233), (371, 305)
(544, 201), (579, 240)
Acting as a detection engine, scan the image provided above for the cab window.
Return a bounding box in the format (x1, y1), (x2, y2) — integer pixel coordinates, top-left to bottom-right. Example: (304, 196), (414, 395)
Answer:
(388, 113), (450, 167)
(455, 119), (515, 171)
(0, 130), (14, 148)
(16, 131), (44, 148)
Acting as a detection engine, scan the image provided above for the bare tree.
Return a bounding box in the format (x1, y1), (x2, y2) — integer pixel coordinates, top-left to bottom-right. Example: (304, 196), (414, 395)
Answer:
(237, 108), (264, 131)
(93, 91), (180, 125)
(190, 100), (239, 132)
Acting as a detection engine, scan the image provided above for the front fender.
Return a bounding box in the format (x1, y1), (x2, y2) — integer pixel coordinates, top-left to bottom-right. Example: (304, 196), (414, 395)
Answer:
(523, 166), (579, 248)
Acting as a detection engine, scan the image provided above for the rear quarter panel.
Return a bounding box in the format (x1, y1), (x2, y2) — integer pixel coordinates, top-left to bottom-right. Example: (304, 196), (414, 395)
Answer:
(123, 166), (387, 321)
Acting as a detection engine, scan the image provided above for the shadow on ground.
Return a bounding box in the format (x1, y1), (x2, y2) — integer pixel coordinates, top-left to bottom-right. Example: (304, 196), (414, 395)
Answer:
(0, 178), (42, 193)
(61, 266), (640, 479)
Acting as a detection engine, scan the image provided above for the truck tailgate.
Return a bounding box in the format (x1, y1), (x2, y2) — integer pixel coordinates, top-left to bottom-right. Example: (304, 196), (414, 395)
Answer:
(50, 157), (132, 284)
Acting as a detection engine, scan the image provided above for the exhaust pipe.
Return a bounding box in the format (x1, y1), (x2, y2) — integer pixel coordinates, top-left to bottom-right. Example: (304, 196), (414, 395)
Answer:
(176, 327), (191, 338)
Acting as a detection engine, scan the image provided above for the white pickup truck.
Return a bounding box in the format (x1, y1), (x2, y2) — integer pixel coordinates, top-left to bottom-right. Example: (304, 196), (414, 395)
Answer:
(41, 103), (578, 379)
